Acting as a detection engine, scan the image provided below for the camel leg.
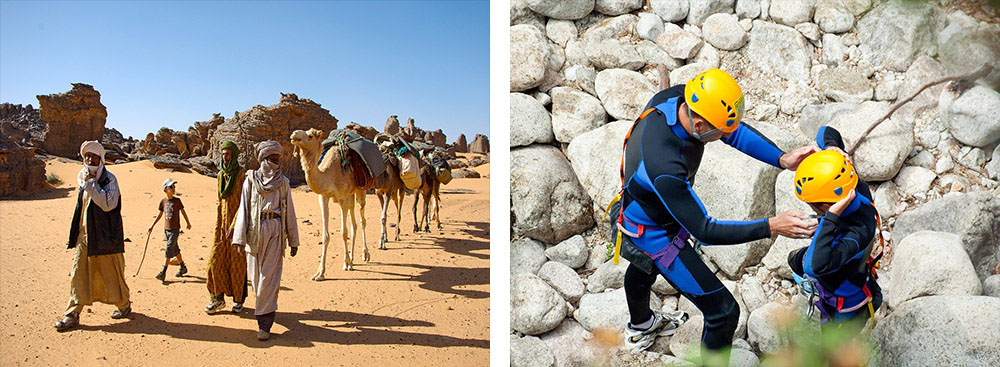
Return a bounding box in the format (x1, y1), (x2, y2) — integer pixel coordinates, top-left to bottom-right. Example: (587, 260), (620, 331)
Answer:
(312, 194), (330, 281)
(412, 190), (420, 233)
(434, 187), (442, 230)
(358, 192), (370, 261)
(393, 189), (403, 241)
(340, 199), (354, 271)
(378, 191), (389, 250)
(422, 191), (431, 233)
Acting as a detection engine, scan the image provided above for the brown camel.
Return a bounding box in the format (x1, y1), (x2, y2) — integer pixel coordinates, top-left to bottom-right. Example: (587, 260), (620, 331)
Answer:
(412, 159), (442, 233)
(373, 140), (406, 248)
(290, 128), (370, 277)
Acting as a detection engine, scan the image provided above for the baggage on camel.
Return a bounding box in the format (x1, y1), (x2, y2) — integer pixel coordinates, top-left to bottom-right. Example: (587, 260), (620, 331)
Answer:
(321, 129), (387, 189)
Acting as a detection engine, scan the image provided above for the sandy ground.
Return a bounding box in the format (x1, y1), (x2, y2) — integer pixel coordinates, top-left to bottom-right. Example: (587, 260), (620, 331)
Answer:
(0, 156), (489, 366)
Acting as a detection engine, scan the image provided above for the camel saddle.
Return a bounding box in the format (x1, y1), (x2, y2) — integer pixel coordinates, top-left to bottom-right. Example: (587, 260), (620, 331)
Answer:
(321, 130), (387, 188)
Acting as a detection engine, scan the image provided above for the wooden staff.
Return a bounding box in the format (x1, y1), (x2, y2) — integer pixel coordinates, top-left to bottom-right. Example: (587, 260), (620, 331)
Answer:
(133, 230), (151, 277)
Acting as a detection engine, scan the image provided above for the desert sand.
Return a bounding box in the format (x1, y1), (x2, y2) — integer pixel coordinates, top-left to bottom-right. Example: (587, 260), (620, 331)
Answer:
(0, 156), (489, 366)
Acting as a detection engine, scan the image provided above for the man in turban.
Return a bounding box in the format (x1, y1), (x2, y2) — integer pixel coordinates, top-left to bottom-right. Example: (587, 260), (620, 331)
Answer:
(54, 141), (131, 331)
(204, 141), (249, 314)
(232, 140), (299, 341)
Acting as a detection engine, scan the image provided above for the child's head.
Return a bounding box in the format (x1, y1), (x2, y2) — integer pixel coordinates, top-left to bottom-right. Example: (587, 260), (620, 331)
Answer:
(162, 178), (177, 197)
(793, 150), (857, 215)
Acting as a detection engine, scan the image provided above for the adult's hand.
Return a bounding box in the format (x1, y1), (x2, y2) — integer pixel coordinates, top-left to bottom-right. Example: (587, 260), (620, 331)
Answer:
(779, 146), (820, 170)
(825, 146), (852, 163)
(290, 247), (298, 257)
(828, 189), (856, 216)
(768, 210), (817, 239)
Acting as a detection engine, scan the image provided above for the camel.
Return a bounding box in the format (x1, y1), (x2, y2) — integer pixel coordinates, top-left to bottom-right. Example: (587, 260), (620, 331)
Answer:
(412, 157), (442, 233)
(373, 139), (407, 248)
(290, 128), (371, 278)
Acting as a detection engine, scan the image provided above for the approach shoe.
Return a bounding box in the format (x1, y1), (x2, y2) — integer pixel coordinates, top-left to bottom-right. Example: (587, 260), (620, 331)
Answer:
(623, 310), (689, 352)
(175, 263), (188, 277)
(155, 267), (167, 282)
(204, 300), (226, 314)
(232, 303), (243, 313)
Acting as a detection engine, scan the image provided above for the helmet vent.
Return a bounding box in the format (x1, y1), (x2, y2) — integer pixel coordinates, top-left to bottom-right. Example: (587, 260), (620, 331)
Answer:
(691, 93), (699, 102)
(834, 187), (843, 196)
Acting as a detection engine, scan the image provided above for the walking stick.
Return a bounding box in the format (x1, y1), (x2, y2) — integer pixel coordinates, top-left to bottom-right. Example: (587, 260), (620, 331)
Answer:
(134, 230), (151, 277)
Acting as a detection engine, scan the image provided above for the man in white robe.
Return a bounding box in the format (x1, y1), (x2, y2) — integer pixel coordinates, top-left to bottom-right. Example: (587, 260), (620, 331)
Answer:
(232, 140), (299, 341)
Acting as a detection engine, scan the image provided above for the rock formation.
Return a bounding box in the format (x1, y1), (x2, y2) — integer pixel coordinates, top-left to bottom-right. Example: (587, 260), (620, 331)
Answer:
(0, 134), (46, 197)
(36, 83), (107, 158)
(469, 134), (490, 154)
(209, 92), (338, 184)
(384, 115), (400, 135)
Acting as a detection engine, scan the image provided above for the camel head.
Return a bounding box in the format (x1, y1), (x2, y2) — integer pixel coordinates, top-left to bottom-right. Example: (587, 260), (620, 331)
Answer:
(290, 128), (325, 158)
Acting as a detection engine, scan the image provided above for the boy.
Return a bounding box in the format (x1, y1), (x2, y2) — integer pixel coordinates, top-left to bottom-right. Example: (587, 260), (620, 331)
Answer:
(148, 178), (192, 282)
(787, 126), (883, 332)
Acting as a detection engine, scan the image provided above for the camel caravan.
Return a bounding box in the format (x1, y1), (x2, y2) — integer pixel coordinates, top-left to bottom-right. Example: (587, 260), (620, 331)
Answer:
(289, 127), (452, 277)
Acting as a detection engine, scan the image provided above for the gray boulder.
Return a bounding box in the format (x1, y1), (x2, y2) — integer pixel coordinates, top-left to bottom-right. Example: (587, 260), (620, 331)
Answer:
(769, 0), (816, 26)
(813, 0), (854, 33)
(873, 295), (1000, 367)
(585, 39), (646, 70)
(512, 24), (551, 92)
(512, 273), (568, 335)
(895, 55), (946, 121)
(702, 13), (749, 51)
(820, 33), (848, 66)
(550, 87), (608, 143)
(566, 120), (632, 220)
(637, 12), (665, 41)
(984, 274), (1000, 298)
(937, 10), (1000, 88)
(575, 287), (660, 332)
(744, 20), (813, 82)
(511, 145), (595, 244)
(762, 236), (809, 280)
(564, 64), (598, 95)
(512, 238), (548, 276)
(545, 234), (590, 269)
(892, 191), (1000, 280)
(587, 258), (631, 293)
(668, 315), (704, 359)
(856, 0), (943, 72)
(511, 93), (554, 147)
(635, 40), (683, 70)
(546, 19), (578, 47)
(581, 14), (638, 42)
(939, 85), (1000, 148)
(893, 166), (936, 198)
(669, 63), (712, 87)
(539, 319), (604, 367)
(797, 102), (858, 139)
(736, 0), (761, 19)
(512, 0), (546, 31)
(511, 335), (556, 367)
(873, 181), (902, 217)
(826, 101), (914, 181)
(538, 261), (587, 303)
(595, 0), (643, 16)
(525, 0), (595, 20)
(816, 66), (873, 103)
(989, 145), (1000, 180)
(657, 23), (704, 59)
(747, 301), (794, 354)
(595, 69), (658, 120)
(739, 276), (769, 314)
(888, 231), (981, 309)
(651, 0), (689, 22)
(693, 141), (782, 278)
(687, 0), (735, 26)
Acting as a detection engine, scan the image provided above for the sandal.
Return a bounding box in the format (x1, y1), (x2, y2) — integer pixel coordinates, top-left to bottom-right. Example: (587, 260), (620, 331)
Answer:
(111, 305), (131, 319)
(53, 314), (79, 332)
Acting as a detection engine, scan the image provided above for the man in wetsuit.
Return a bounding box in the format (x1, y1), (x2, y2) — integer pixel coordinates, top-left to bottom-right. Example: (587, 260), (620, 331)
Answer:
(614, 69), (819, 361)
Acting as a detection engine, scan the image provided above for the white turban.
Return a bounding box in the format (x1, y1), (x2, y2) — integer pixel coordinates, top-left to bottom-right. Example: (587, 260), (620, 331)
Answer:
(78, 140), (106, 186)
(256, 141), (283, 162)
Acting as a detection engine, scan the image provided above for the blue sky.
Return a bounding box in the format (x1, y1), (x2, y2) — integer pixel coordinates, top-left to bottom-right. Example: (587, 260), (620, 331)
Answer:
(0, 0), (488, 142)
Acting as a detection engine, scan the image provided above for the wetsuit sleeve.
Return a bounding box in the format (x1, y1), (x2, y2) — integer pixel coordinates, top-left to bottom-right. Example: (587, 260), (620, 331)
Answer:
(788, 247), (807, 276)
(804, 212), (868, 275)
(816, 126), (845, 150)
(651, 174), (771, 245)
(721, 123), (785, 168)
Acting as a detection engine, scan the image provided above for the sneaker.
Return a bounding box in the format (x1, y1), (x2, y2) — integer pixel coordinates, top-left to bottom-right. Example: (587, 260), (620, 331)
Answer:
(175, 263), (188, 277)
(623, 310), (689, 352)
(155, 267), (167, 282)
(232, 303), (243, 313)
(257, 329), (270, 341)
(204, 300), (226, 314)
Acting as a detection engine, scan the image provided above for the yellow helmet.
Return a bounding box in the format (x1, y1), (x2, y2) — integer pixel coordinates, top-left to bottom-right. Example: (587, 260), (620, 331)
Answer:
(794, 150), (859, 203)
(684, 68), (744, 133)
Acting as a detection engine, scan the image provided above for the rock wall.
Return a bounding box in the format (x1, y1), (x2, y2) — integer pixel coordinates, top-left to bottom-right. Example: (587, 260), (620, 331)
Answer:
(0, 135), (46, 197)
(509, 0), (1000, 365)
(36, 83), (107, 158)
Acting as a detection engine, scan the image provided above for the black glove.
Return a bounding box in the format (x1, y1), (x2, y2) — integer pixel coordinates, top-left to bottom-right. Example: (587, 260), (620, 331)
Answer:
(290, 247), (298, 257)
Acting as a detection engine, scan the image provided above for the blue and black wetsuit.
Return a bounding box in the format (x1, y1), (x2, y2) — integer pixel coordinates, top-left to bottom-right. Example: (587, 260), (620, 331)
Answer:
(787, 126), (883, 326)
(619, 85), (786, 350)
